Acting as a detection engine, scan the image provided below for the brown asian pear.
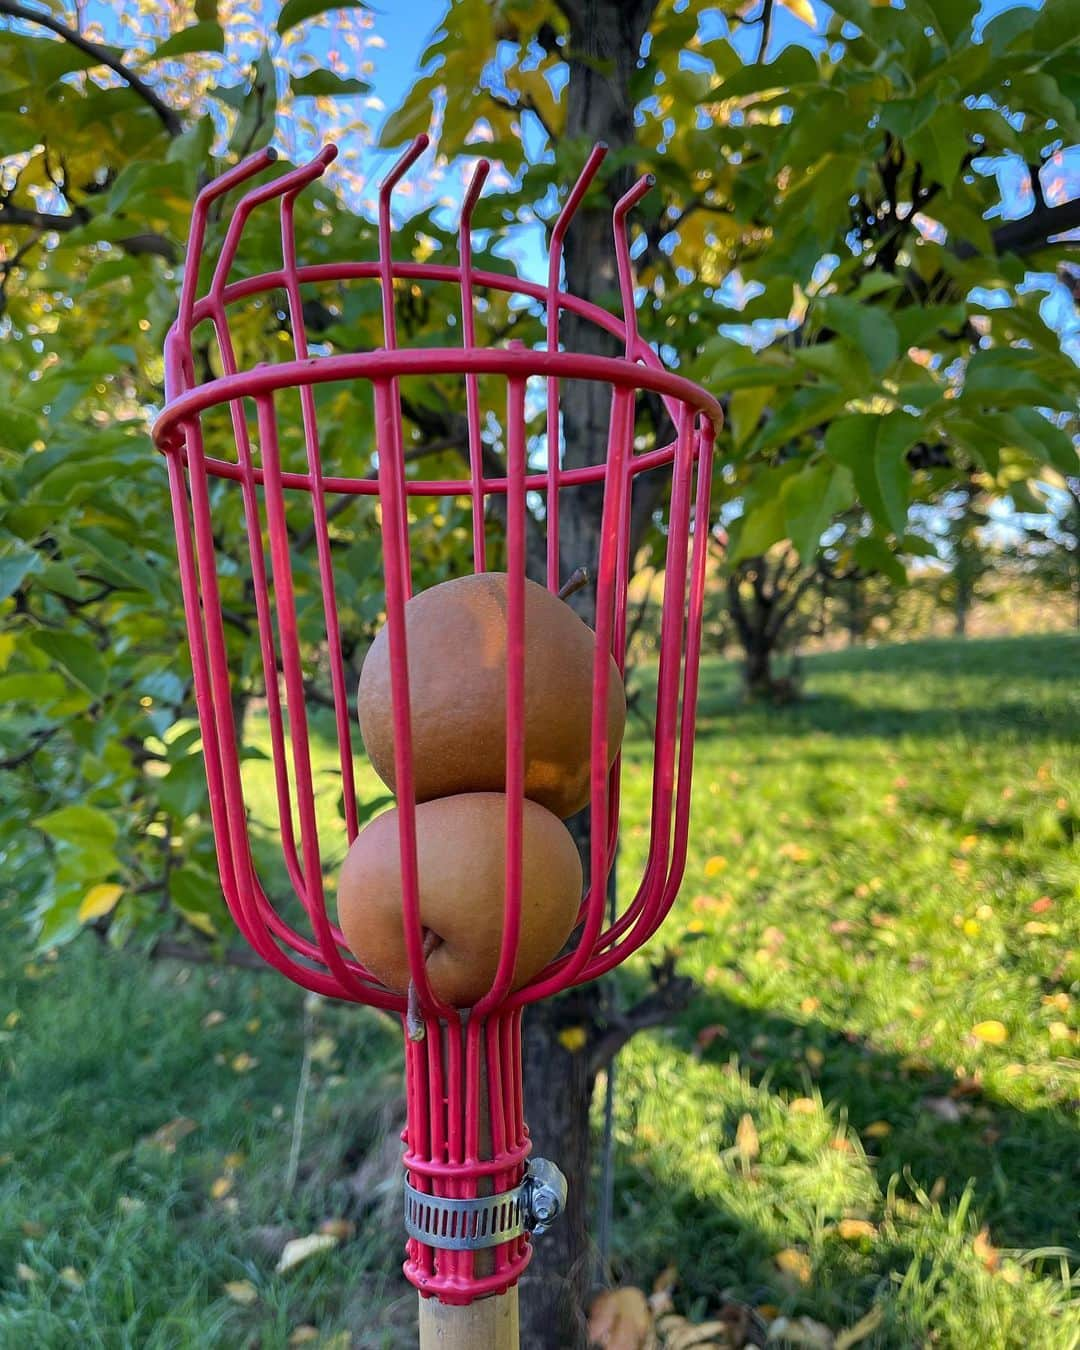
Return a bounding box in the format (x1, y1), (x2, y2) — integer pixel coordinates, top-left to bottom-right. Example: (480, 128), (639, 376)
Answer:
(336, 793), (583, 1007)
(356, 572), (626, 819)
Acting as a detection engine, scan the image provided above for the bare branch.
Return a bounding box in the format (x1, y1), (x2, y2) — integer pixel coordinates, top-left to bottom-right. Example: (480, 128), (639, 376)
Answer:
(587, 965), (695, 1076)
(0, 0), (183, 137)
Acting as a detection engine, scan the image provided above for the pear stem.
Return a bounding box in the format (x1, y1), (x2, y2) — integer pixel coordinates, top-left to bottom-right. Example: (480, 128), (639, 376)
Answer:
(406, 929), (443, 1040)
(557, 566), (591, 601)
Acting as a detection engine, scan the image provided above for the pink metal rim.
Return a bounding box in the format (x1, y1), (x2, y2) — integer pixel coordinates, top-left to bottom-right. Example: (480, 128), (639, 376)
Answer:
(157, 135), (719, 1303)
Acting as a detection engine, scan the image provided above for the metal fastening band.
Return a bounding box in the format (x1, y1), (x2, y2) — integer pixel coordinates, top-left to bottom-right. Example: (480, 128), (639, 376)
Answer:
(404, 1156), (568, 1252)
(404, 1179), (528, 1251)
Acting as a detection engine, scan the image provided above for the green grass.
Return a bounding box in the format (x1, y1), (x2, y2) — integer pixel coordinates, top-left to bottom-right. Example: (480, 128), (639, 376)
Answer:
(2, 633), (1078, 1346)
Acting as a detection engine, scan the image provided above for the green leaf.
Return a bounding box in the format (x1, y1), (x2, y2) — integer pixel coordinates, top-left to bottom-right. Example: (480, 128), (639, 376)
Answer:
(782, 461), (855, 562)
(729, 386), (773, 450)
(0, 405), (41, 453)
(277, 0), (368, 35)
(31, 631), (108, 698)
(729, 494), (788, 563)
(908, 109), (969, 188)
(0, 541), (43, 600)
(150, 22), (225, 61)
(0, 113), (41, 155)
(816, 296), (899, 376)
(825, 413), (920, 536)
(916, 0), (978, 48)
(290, 72), (371, 98)
(34, 804), (118, 851)
(853, 535), (907, 585)
(377, 77), (438, 147)
(750, 384), (849, 456)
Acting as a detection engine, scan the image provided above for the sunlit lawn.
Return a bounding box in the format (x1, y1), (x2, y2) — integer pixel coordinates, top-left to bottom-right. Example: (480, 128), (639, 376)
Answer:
(1, 634), (1077, 1346)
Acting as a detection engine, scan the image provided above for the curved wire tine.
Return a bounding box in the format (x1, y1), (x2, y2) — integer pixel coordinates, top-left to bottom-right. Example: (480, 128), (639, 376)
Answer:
(612, 173), (655, 358)
(178, 147), (278, 337)
(377, 133), (429, 348)
(209, 145), (338, 301)
(459, 158), (490, 570)
(545, 142), (608, 589)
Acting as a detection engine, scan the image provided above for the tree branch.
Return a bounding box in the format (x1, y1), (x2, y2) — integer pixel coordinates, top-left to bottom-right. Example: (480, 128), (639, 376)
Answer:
(990, 194), (1080, 258)
(0, 0), (183, 137)
(150, 936), (268, 972)
(587, 964), (695, 1076)
(756, 0), (775, 63)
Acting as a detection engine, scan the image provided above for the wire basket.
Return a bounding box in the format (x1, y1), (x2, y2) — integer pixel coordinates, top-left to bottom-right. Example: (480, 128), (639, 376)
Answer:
(152, 134), (722, 1305)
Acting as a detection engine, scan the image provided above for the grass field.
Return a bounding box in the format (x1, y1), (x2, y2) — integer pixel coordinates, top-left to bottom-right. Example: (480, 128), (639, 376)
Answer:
(2, 634), (1078, 1347)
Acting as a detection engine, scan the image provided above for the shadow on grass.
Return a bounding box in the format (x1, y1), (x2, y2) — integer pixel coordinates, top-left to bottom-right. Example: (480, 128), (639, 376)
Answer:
(606, 981), (1079, 1334)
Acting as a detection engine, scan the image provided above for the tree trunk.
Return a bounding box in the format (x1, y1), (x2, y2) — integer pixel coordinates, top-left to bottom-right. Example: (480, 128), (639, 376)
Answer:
(518, 4), (659, 1346)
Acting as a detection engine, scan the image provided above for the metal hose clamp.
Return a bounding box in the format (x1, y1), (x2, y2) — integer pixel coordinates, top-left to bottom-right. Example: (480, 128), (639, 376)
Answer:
(404, 1157), (568, 1251)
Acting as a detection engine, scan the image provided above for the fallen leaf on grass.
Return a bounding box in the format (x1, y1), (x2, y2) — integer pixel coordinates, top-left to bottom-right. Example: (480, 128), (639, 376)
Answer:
(765, 1314), (833, 1346)
(587, 1287), (653, 1350)
(774, 1248), (812, 1286)
(288, 1330), (319, 1346)
(971, 1020), (1008, 1045)
(275, 1233), (339, 1275)
(836, 1219), (877, 1241)
(309, 1035), (337, 1064)
(58, 1266), (84, 1290)
(15, 1263), (37, 1283)
(21, 1220), (44, 1238)
(789, 1097), (818, 1115)
(224, 1279), (258, 1306)
(834, 1305), (883, 1350)
(862, 1120), (892, 1139)
(973, 1226), (1000, 1272)
(649, 1264), (678, 1316)
(202, 1010), (226, 1028)
(231, 1053), (258, 1073)
(318, 1218), (355, 1242)
(704, 855), (728, 877)
(210, 1176), (233, 1200)
(921, 1096), (963, 1123)
(143, 1117), (198, 1153)
(735, 1114), (760, 1162)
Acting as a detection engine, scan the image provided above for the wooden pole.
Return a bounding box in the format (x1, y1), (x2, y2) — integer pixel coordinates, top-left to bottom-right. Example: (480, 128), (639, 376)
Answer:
(418, 1288), (519, 1348)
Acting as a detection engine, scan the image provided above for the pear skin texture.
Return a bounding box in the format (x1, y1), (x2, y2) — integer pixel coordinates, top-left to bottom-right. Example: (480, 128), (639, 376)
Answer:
(357, 572), (626, 820)
(336, 793), (583, 1007)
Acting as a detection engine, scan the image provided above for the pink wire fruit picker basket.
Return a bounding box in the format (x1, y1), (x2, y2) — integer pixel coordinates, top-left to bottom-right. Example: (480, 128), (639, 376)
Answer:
(152, 134), (722, 1324)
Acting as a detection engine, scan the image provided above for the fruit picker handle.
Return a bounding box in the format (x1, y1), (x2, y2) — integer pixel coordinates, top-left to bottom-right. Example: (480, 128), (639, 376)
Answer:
(417, 1288), (519, 1349)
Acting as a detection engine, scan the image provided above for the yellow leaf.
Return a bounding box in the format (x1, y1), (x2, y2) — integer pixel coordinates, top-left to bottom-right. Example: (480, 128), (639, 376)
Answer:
(703, 855), (728, 877)
(835, 1304), (884, 1350)
(231, 1052), (258, 1073)
(288, 1330), (320, 1347)
(837, 1218), (877, 1240)
(224, 1279), (258, 1306)
(202, 1010), (226, 1028)
(774, 1248), (812, 1286)
(800, 996), (821, 1015)
(973, 1226), (1000, 1271)
(143, 1116), (198, 1153)
(778, 0), (816, 25)
(558, 1026), (588, 1053)
(309, 1035), (337, 1064)
(224, 1151), (245, 1170)
(15, 1262), (38, 1283)
(735, 1113), (760, 1161)
(78, 883), (123, 923)
(58, 1266), (84, 1290)
(863, 1119), (892, 1139)
(586, 1287), (652, 1350)
(210, 1176), (232, 1200)
(178, 907), (217, 938)
(275, 1233), (339, 1275)
(971, 1020), (1008, 1045)
(789, 1097), (818, 1115)
(1048, 1022), (1074, 1041)
(962, 918), (980, 937)
(4, 1011), (20, 1029)
(805, 1047), (824, 1070)
(318, 1218), (355, 1241)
